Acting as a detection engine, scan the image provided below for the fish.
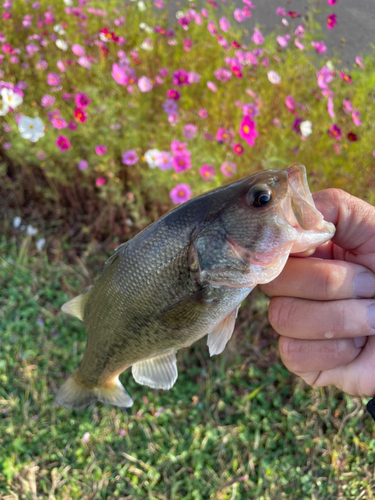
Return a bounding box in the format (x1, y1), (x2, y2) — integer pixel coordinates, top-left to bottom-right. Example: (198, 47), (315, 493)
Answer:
(56, 163), (335, 410)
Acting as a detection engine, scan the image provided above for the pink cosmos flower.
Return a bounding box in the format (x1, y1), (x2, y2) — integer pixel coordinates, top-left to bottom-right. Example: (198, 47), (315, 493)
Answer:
(166, 89), (180, 100)
(239, 116), (258, 146)
(184, 124), (197, 139)
(285, 95), (295, 111)
(74, 108), (87, 123)
(220, 161), (237, 178)
(41, 94), (55, 107)
(327, 13), (337, 30)
(163, 99), (178, 114)
(277, 35), (290, 47)
(216, 128), (231, 143)
(138, 76), (153, 92)
(122, 150), (138, 165)
(340, 72), (352, 83)
(295, 39), (305, 50)
(207, 20), (217, 35)
(78, 56), (91, 69)
(252, 27), (264, 45)
(47, 73), (61, 85)
(355, 56), (364, 68)
(295, 25), (305, 37)
(233, 144), (244, 155)
(171, 140), (187, 154)
(57, 60), (66, 72)
(198, 109), (208, 119)
(173, 153), (191, 173)
(199, 164), (216, 181)
(168, 113), (179, 124)
(78, 160), (88, 170)
(95, 144), (107, 155)
(327, 98), (335, 118)
(317, 66), (334, 89)
(37, 151), (46, 160)
(170, 184), (192, 204)
(311, 41), (327, 53)
(154, 0), (164, 7)
(329, 124), (341, 140)
(243, 103), (259, 118)
(343, 99), (352, 114)
(52, 117), (68, 129)
(183, 38), (193, 52)
(75, 93), (90, 108)
(333, 143), (341, 155)
(327, 0), (337, 4)
(287, 11), (301, 18)
(112, 63), (127, 85)
(155, 151), (173, 170)
(219, 17), (230, 32)
(96, 177), (106, 187)
(173, 69), (189, 86)
(4, 142), (11, 149)
(214, 68), (232, 82)
(233, 8), (245, 22)
(276, 7), (287, 16)
(72, 44), (85, 56)
(207, 81), (217, 92)
(56, 135), (71, 151)
(188, 72), (201, 83)
(68, 121), (77, 131)
(352, 109), (361, 126)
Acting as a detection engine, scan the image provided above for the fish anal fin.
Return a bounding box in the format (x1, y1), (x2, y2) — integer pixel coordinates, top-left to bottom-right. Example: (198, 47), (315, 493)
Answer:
(61, 294), (88, 321)
(207, 307), (239, 356)
(132, 350), (177, 390)
(55, 372), (133, 410)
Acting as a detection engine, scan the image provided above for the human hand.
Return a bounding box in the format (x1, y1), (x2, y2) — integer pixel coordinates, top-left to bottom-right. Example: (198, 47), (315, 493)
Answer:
(259, 188), (375, 397)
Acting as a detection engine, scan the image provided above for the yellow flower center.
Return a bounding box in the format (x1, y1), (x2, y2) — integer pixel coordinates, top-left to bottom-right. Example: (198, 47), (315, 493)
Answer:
(243, 125), (249, 134)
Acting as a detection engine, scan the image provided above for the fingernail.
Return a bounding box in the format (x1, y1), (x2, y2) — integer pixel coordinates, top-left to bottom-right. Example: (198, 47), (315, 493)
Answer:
(354, 336), (367, 348)
(353, 273), (375, 298)
(368, 304), (375, 329)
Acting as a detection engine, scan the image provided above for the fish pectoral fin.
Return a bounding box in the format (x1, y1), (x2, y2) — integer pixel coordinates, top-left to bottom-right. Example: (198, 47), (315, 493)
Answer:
(207, 307), (239, 356)
(132, 350), (178, 390)
(61, 292), (90, 321)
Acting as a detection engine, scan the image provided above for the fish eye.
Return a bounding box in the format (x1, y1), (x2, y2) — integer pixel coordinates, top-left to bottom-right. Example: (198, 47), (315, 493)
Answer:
(247, 185), (273, 208)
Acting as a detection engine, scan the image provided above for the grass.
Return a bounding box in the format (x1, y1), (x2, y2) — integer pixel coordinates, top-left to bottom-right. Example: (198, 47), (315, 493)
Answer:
(1, 229), (375, 500)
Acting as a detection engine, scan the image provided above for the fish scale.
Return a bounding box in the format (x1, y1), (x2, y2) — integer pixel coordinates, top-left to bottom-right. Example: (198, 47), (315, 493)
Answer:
(56, 164), (335, 410)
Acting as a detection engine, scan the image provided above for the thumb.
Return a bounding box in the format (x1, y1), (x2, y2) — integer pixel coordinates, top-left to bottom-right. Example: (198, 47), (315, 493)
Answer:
(312, 189), (375, 273)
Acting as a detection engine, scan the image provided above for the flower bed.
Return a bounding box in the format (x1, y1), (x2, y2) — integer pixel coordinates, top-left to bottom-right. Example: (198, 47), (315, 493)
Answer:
(1, 0), (374, 215)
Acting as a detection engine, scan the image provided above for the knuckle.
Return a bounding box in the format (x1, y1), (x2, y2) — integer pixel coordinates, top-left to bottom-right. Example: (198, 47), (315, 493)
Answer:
(320, 265), (347, 300)
(268, 297), (294, 333)
(278, 337), (307, 370)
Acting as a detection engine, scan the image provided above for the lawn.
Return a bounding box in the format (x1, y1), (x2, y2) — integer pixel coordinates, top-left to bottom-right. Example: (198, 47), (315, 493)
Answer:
(1, 228), (375, 499)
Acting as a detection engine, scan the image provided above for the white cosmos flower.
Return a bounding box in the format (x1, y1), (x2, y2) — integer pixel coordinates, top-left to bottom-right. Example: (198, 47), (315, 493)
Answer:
(19, 116), (45, 143)
(267, 70), (281, 84)
(140, 39), (153, 51)
(63, 0), (73, 5)
(54, 24), (66, 35)
(300, 120), (313, 137)
(176, 10), (185, 19)
(1, 88), (23, 109)
(26, 225), (38, 236)
(36, 238), (46, 250)
(326, 60), (334, 70)
(139, 22), (153, 33)
(138, 1), (146, 11)
(56, 39), (68, 51)
(13, 216), (21, 228)
(0, 99), (9, 116)
(144, 149), (160, 169)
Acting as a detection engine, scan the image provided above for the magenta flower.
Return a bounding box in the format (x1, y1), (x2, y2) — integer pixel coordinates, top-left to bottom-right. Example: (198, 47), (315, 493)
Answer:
(233, 143), (244, 155)
(171, 140), (187, 154)
(75, 93), (90, 108)
(96, 177), (106, 187)
(287, 10), (301, 18)
(327, 13), (337, 30)
(221, 161), (237, 178)
(56, 135), (71, 151)
(112, 63), (128, 85)
(219, 17), (230, 32)
(276, 7), (287, 16)
(95, 145), (107, 155)
(340, 72), (352, 83)
(207, 81), (217, 92)
(216, 128), (231, 143)
(239, 116), (258, 146)
(277, 35), (290, 47)
(172, 69), (189, 86)
(311, 41), (327, 53)
(47, 73), (61, 86)
(166, 89), (180, 100)
(72, 44), (85, 56)
(170, 184), (192, 204)
(184, 124), (197, 139)
(355, 56), (364, 68)
(317, 65), (334, 89)
(199, 164), (216, 181)
(352, 109), (361, 126)
(173, 153), (191, 173)
(243, 103), (259, 118)
(41, 94), (55, 107)
(198, 109), (208, 118)
(68, 121), (77, 131)
(329, 124), (341, 140)
(292, 118), (303, 134)
(122, 150), (138, 165)
(138, 76), (153, 92)
(327, 0), (337, 4)
(343, 99), (352, 115)
(252, 27), (264, 45)
(78, 160), (88, 170)
(207, 20), (217, 35)
(155, 151), (173, 170)
(52, 117), (68, 129)
(285, 95), (295, 111)
(327, 98), (335, 118)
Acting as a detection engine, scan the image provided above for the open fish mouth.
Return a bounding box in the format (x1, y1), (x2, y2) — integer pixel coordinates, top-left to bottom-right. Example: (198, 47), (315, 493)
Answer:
(283, 163), (336, 253)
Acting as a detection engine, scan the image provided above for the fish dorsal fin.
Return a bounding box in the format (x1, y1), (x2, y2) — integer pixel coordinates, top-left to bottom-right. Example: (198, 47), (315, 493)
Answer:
(132, 350), (178, 390)
(207, 307), (239, 356)
(61, 292), (90, 321)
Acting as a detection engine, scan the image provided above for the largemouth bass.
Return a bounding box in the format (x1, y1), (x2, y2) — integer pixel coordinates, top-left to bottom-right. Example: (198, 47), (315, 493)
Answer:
(56, 163), (335, 410)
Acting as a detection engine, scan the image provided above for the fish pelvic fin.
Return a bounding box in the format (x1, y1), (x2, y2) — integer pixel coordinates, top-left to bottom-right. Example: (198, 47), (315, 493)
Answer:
(61, 291), (91, 321)
(55, 372), (133, 410)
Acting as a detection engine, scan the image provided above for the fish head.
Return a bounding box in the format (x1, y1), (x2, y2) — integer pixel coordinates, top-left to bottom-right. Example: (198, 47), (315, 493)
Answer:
(220, 163), (335, 285)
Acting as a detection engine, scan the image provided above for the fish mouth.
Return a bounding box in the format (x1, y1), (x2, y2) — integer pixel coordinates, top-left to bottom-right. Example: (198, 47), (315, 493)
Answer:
(282, 163), (336, 253)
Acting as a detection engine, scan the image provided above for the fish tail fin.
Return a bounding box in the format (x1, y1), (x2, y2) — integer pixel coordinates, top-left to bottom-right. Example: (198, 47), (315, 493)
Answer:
(55, 372), (133, 410)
